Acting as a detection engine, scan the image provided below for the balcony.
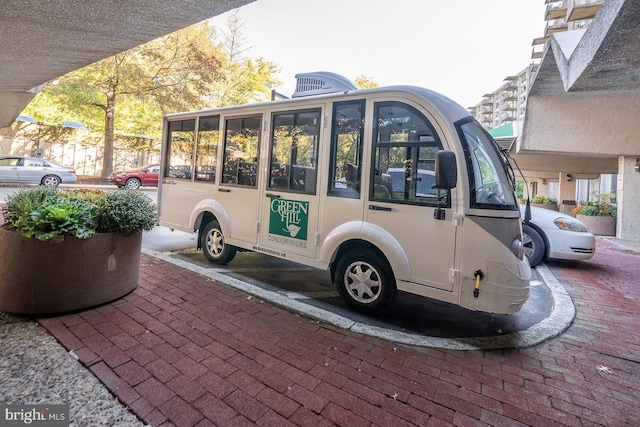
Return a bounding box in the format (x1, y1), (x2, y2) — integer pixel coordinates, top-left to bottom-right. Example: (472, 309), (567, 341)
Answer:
(502, 91), (518, 101)
(567, 0), (603, 22)
(532, 46), (544, 60)
(545, 1), (568, 20)
(532, 36), (548, 46)
(545, 19), (568, 38)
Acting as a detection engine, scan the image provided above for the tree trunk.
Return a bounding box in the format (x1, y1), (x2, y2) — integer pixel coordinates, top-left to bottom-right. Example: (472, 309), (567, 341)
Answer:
(102, 88), (116, 178)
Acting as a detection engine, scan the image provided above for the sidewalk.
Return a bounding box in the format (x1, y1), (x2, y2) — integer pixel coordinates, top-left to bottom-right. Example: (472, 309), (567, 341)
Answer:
(5, 236), (640, 426)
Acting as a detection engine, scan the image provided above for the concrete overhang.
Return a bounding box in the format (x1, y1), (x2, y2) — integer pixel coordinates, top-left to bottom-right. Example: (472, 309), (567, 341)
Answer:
(0, 0), (254, 128)
(520, 0), (640, 158)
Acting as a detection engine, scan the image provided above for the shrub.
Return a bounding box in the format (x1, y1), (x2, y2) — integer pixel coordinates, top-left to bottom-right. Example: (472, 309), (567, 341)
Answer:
(574, 191), (616, 217)
(531, 195), (557, 205)
(1, 187), (157, 241)
(96, 190), (158, 235)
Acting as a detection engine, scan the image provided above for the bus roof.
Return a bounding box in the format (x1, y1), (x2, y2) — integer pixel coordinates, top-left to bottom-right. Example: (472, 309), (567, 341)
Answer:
(164, 84), (472, 126)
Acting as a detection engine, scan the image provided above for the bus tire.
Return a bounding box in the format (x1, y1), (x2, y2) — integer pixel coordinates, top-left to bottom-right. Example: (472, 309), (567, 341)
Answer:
(335, 249), (395, 314)
(522, 224), (545, 267)
(201, 220), (236, 265)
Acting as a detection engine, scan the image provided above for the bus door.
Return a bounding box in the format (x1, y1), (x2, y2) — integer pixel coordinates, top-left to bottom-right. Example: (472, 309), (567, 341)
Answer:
(161, 116), (221, 231)
(217, 114), (263, 245)
(365, 101), (456, 292)
(258, 108), (323, 258)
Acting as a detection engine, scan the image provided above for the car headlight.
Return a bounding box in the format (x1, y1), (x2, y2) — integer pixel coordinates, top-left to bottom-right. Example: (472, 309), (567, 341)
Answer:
(553, 217), (590, 232)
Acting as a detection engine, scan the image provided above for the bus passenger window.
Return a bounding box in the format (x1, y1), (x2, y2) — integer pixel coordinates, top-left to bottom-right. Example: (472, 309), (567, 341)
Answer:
(165, 119), (195, 180)
(195, 115), (219, 183)
(268, 109), (320, 194)
(328, 100), (365, 198)
(370, 102), (447, 206)
(222, 116), (261, 187)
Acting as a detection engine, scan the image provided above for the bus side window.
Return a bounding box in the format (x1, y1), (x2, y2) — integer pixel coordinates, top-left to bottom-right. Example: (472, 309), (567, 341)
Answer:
(328, 100), (365, 198)
(222, 116), (261, 187)
(165, 119), (195, 180)
(268, 109), (320, 194)
(370, 102), (447, 206)
(195, 115), (219, 183)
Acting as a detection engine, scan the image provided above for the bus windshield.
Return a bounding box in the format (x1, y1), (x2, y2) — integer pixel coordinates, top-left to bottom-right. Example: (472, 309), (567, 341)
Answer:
(457, 119), (516, 209)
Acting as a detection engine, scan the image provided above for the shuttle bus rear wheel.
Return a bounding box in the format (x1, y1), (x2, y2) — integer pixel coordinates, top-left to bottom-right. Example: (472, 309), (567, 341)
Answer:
(201, 221), (237, 265)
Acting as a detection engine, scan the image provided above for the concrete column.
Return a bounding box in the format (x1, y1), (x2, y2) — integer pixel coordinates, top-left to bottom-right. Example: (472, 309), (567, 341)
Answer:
(617, 156), (640, 241)
(558, 173), (577, 215)
(535, 178), (550, 198)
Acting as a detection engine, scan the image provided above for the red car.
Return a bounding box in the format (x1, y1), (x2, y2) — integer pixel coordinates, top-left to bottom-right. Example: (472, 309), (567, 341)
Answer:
(108, 164), (159, 189)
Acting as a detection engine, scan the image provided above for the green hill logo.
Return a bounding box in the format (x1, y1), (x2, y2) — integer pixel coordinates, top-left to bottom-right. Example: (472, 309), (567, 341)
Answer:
(269, 198), (308, 242)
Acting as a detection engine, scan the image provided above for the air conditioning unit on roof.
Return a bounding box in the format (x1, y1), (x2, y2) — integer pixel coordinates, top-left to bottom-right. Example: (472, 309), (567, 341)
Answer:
(292, 72), (358, 98)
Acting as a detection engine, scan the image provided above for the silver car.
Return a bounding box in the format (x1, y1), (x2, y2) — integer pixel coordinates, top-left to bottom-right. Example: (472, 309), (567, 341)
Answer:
(0, 156), (78, 186)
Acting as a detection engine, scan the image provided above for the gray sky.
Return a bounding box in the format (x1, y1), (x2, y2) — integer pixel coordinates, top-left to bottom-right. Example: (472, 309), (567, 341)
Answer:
(216, 0), (545, 108)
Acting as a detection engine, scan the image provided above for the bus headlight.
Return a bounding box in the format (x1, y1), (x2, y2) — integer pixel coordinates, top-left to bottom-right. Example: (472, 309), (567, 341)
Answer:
(511, 237), (524, 260)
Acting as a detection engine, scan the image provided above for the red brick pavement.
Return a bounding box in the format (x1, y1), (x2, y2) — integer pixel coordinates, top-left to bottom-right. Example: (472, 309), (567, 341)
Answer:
(38, 237), (640, 426)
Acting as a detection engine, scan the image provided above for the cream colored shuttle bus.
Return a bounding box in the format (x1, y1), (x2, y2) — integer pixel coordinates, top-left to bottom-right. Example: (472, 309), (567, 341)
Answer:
(158, 72), (531, 315)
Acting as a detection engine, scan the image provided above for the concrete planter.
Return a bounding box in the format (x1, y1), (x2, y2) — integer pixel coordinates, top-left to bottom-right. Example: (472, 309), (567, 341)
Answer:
(0, 227), (141, 315)
(576, 214), (617, 236)
(531, 202), (558, 211)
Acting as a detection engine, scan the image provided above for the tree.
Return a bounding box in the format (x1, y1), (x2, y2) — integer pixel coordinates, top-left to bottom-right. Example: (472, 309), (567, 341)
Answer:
(211, 10), (281, 107)
(22, 16), (282, 177)
(25, 22), (224, 177)
(354, 75), (379, 89)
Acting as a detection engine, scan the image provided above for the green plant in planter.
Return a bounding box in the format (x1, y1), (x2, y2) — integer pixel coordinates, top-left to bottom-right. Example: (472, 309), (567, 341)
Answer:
(1, 186), (157, 243)
(530, 195), (557, 205)
(573, 191), (617, 217)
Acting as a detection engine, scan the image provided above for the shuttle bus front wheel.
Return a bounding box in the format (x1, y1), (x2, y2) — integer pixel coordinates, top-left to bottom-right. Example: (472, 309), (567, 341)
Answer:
(334, 250), (395, 314)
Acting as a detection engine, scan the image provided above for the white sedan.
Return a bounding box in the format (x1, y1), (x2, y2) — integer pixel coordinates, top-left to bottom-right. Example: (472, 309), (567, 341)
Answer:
(520, 205), (596, 267)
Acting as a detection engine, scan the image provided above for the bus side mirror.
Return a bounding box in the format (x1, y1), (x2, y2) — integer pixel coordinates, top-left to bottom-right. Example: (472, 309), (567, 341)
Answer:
(435, 150), (457, 189)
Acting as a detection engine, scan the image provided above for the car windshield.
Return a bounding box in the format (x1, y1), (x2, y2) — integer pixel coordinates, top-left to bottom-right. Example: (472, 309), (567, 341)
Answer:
(457, 118), (516, 210)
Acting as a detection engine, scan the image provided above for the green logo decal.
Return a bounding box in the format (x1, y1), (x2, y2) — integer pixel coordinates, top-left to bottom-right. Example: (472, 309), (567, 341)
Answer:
(269, 198), (308, 243)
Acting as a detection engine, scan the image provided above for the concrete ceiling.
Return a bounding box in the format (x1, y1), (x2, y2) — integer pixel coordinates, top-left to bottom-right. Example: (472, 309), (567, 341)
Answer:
(0, 0), (254, 127)
(529, 0), (640, 97)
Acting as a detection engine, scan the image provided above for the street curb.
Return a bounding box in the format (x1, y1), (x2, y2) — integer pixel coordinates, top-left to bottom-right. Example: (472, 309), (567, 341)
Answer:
(143, 248), (575, 350)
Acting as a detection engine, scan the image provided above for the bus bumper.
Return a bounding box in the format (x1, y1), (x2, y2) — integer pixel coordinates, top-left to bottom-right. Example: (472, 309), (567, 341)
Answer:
(460, 258), (532, 315)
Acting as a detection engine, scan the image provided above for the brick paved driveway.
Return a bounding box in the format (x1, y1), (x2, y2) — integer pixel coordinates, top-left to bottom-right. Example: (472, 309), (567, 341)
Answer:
(39, 237), (640, 426)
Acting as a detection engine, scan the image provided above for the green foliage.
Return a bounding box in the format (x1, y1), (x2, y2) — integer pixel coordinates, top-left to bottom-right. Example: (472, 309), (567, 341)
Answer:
(574, 191), (616, 217)
(96, 190), (158, 235)
(1, 187), (157, 241)
(22, 17), (282, 177)
(2, 186), (59, 228)
(531, 195), (557, 205)
(515, 181), (525, 200)
(209, 11), (281, 107)
(354, 75), (379, 89)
